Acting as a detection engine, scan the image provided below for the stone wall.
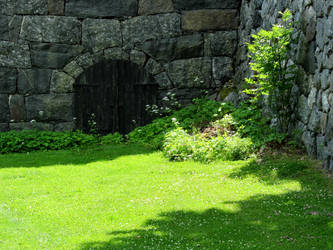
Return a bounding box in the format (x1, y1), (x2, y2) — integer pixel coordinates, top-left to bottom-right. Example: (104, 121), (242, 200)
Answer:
(0, 0), (240, 132)
(236, 0), (333, 171)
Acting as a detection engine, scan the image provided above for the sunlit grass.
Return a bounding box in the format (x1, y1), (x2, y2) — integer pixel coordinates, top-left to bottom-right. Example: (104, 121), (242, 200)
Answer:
(0, 144), (332, 249)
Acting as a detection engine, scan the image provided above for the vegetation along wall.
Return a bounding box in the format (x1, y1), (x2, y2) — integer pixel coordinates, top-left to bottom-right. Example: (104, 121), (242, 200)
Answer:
(236, 0), (333, 170)
(0, 0), (240, 133)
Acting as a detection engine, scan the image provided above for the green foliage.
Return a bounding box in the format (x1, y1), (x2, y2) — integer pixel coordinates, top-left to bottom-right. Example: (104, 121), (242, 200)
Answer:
(0, 130), (96, 154)
(127, 97), (233, 149)
(163, 125), (254, 163)
(100, 132), (124, 145)
(245, 10), (297, 132)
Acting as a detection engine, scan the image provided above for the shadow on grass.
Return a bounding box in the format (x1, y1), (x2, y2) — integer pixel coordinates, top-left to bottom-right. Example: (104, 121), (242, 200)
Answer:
(81, 157), (333, 249)
(0, 144), (155, 169)
(81, 190), (333, 249)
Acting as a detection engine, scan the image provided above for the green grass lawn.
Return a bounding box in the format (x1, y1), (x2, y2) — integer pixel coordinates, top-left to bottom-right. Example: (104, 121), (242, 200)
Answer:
(0, 144), (332, 249)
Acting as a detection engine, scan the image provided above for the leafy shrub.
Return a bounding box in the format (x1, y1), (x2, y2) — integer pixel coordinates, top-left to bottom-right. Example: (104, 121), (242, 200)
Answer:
(127, 97), (234, 149)
(0, 130), (96, 154)
(100, 132), (124, 145)
(163, 125), (254, 163)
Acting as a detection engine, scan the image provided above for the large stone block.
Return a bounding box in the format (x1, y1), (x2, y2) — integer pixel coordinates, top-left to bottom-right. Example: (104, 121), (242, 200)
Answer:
(26, 94), (73, 122)
(82, 19), (122, 51)
(10, 122), (54, 131)
(138, 0), (174, 15)
(8, 15), (22, 43)
(0, 41), (31, 68)
(31, 43), (84, 69)
(9, 95), (26, 121)
(48, 0), (64, 15)
(0, 68), (16, 94)
(54, 122), (74, 132)
(212, 57), (234, 82)
(0, 123), (8, 132)
(0, 15), (9, 40)
(50, 71), (75, 93)
(168, 57), (212, 88)
(182, 10), (239, 31)
(20, 16), (81, 44)
(18, 69), (52, 94)
(0, 94), (9, 122)
(65, 0), (137, 17)
(174, 0), (240, 10)
(297, 95), (311, 124)
(205, 31), (237, 56)
(141, 34), (204, 62)
(122, 13), (181, 47)
(7, 0), (48, 14)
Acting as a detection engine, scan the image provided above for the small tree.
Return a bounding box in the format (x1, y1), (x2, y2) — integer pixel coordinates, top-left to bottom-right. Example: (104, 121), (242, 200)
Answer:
(244, 10), (297, 132)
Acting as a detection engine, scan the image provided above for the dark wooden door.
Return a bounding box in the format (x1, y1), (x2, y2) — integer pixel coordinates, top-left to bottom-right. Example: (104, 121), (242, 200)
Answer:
(73, 60), (158, 134)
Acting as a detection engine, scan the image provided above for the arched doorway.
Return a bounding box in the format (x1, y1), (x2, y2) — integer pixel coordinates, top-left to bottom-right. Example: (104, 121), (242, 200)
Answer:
(73, 60), (158, 134)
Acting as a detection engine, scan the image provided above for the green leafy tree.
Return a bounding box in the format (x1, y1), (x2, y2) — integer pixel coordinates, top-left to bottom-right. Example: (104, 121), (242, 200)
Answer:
(244, 10), (297, 132)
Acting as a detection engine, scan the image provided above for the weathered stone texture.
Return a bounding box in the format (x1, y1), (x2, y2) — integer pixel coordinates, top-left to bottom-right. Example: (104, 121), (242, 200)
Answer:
(9, 95), (26, 121)
(8, 16), (22, 43)
(0, 15), (9, 41)
(20, 16), (81, 44)
(54, 122), (74, 132)
(168, 58), (212, 88)
(182, 10), (239, 31)
(50, 71), (74, 93)
(0, 42), (30, 68)
(122, 13), (182, 47)
(0, 94), (9, 122)
(26, 94), (73, 122)
(0, 68), (16, 94)
(141, 34), (204, 63)
(48, 0), (64, 15)
(205, 31), (238, 56)
(10, 122), (54, 131)
(174, 0), (240, 10)
(154, 72), (173, 89)
(138, 0), (174, 15)
(213, 57), (234, 82)
(82, 19), (122, 51)
(0, 123), (8, 132)
(18, 69), (52, 94)
(65, 0), (137, 17)
(104, 48), (129, 61)
(145, 59), (164, 75)
(7, 0), (48, 15)
(31, 43), (84, 69)
(130, 50), (146, 67)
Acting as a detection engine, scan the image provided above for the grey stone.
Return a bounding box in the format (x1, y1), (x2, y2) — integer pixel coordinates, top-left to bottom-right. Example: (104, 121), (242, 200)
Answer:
(0, 41), (31, 68)
(308, 87), (317, 109)
(82, 19), (122, 52)
(212, 57), (234, 82)
(26, 94), (73, 122)
(304, 41), (316, 74)
(322, 91), (330, 113)
(8, 0), (48, 14)
(168, 58), (212, 88)
(320, 112), (328, 134)
(308, 107), (322, 133)
(174, 0), (240, 10)
(9, 95), (26, 121)
(18, 69), (52, 94)
(141, 34), (203, 63)
(8, 15), (22, 43)
(316, 135), (326, 160)
(154, 72), (173, 89)
(298, 95), (311, 124)
(48, 0), (64, 15)
(54, 122), (74, 132)
(20, 16), (81, 44)
(130, 50), (146, 67)
(0, 15), (9, 41)
(122, 13), (181, 47)
(104, 47), (129, 61)
(321, 69), (330, 89)
(50, 71), (75, 93)
(0, 123), (8, 132)
(0, 68), (16, 94)
(145, 59), (164, 75)
(182, 10), (239, 32)
(325, 109), (333, 141)
(0, 94), (9, 122)
(302, 130), (316, 157)
(65, 0), (137, 18)
(31, 43), (84, 69)
(205, 31), (238, 57)
(63, 61), (84, 78)
(10, 122), (54, 131)
(139, 0), (174, 15)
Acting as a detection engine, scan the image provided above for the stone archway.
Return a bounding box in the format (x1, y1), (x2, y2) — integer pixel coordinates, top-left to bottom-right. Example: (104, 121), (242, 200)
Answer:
(73, 60), (158, 134)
